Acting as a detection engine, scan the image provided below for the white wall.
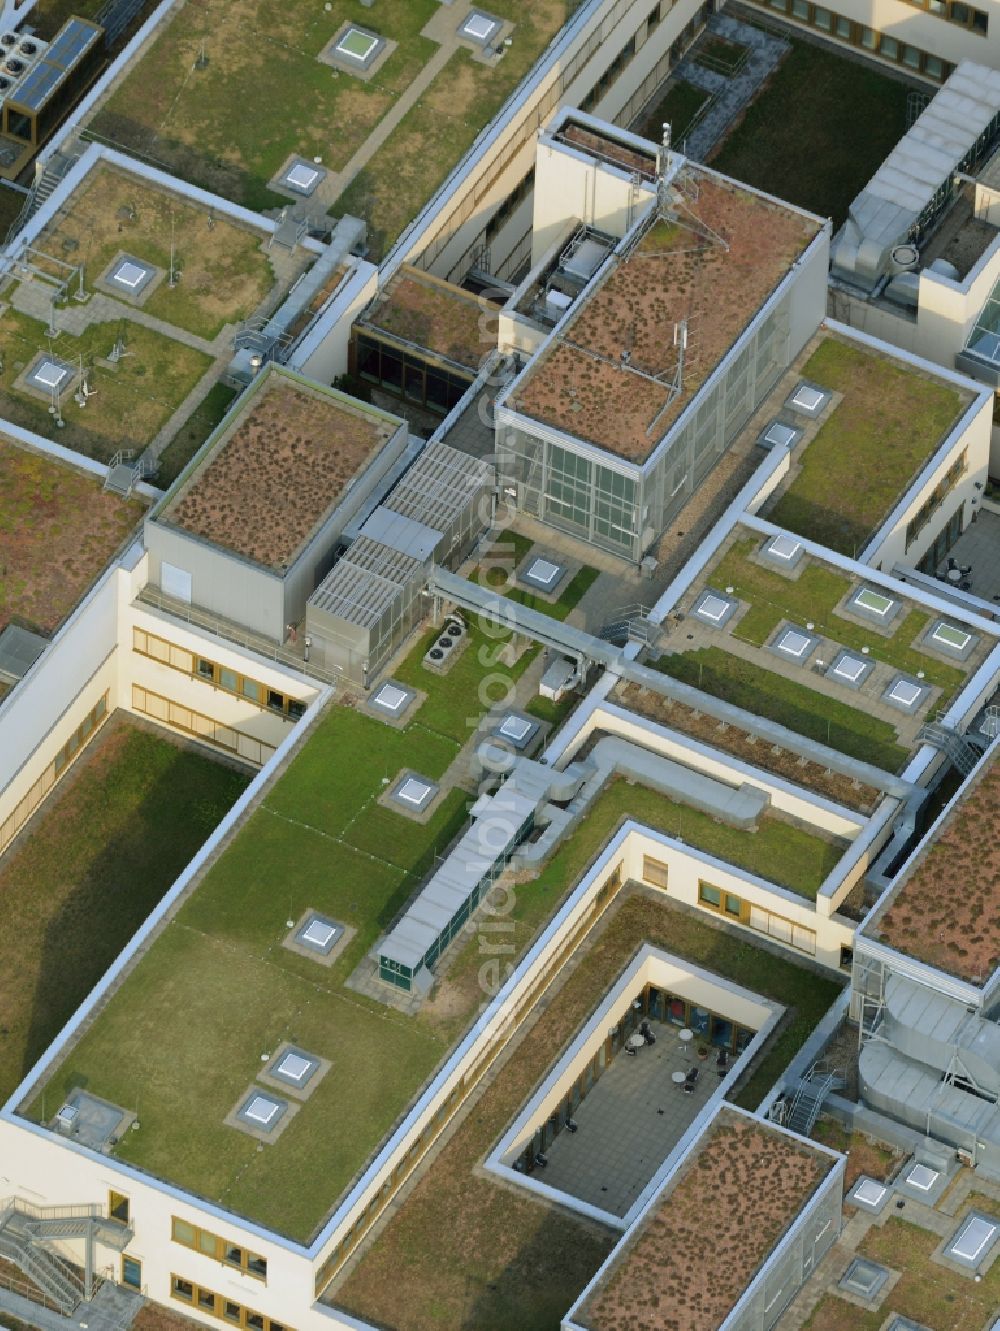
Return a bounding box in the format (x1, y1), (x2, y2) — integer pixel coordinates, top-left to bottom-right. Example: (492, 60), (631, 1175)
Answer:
(750, 0), (1000, 71)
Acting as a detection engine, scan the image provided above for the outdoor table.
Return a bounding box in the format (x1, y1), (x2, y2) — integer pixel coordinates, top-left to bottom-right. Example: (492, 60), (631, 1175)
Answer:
(671, 1070), (686, 1085)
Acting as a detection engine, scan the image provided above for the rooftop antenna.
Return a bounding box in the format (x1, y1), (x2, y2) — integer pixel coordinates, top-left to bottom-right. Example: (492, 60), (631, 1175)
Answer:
(108, 320), (130, 363)
(48, 379), (64, 428)
(656, 122), (673, 212)
(168, 213), (180, 289)
(673, 319), (687, 392)
(645, 319), (688, 438)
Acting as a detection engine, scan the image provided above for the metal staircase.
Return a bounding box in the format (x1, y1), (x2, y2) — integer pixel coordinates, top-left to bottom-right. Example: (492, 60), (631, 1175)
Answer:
(0, 1197), (133, 1313)
(917, 720), (983, 777)
(104, 449), (154, 498)
(599, 604), (659, 649)
(784, 1063), (841, 1136)
(4, 147), (82, 247)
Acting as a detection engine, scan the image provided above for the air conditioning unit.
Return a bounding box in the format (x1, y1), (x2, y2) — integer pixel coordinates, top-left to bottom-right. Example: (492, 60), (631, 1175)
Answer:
(422, 615), (466, 673)
(54, 1102), (79, 1134)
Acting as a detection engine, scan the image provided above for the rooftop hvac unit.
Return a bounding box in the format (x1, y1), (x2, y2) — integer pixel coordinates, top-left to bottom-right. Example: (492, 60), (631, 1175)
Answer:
(4, 58), (24, 75)
(888, 243), (919, 276)
(544, 288), (573, 322)
(54, 1102), (79, 1133)
(0, 33), (15, 48)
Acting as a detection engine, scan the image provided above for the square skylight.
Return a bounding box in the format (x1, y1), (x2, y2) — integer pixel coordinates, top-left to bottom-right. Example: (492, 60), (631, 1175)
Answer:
(113, 261), (146, 289)
(771, 625), (817, 663)
(850, 1177), (889, 1211)
(460, 10), (503, 44)
(26, 355), (71, 392)
(906, 1163), (940, 1191)
(924, 618), (978, 661)
(293, 912), (343, 956)
(760, 421), (799, 450)
(499, 715), (532, 742)
(103, 253), (157, 299)
(883, 675), (928, 714)
(786, 381), (831, 416)
(303, 919), (336, 949)
(494, 711), (540, 751)
(266, 1046), (323, 1092)
(336, 26), (379, 60)
(238, 1092), (286, 1131)
(769, 535), (801, 559)
(932, 623), (971, 651)
(399, 777), (432, 805)
(279, 157), (326, 196)
(827, 650), (871, 688)
(693, 589), (738, 628)
(698, 594), (729, 623)
(389, 772), (439, 814)
(838, 1257), (890, 1302)
(369, 681), (416, 721)
(947, 1212), (999, 1265)
(852, 586), (897, 620)
(520, 556), (567, 593)
(760, 533), (805, 570)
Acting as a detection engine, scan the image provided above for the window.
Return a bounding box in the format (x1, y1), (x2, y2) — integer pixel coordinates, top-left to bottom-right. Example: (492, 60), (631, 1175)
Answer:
(134, 629), (307, 720)
(642, 856), (669, 889)
(121, 1256), (142, 1291)
(170, 1277), (288, 1331)
(108, 1191), (130, 1224)
(905, 450), (967, 549)
(698, 882), (816, 955)
(172, 1219), (267, 1282)
(33, 693), (111, 807)
(172, 1277), (194, 1303)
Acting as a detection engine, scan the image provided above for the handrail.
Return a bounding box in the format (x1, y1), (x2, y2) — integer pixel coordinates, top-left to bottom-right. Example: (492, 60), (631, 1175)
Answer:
(0, 1197), (103, 1221)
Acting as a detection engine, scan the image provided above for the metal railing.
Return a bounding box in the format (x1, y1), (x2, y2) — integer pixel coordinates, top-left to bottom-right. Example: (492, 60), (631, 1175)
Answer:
(137, 587), (345, 687)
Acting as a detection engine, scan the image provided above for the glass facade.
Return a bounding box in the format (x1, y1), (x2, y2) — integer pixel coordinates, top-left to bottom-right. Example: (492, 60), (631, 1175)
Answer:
(355, 332), (473, 415)
(500, 300), (790, 561)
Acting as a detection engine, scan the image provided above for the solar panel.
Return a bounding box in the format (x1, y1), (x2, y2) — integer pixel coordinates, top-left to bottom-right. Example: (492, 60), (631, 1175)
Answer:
(10, 18), (100, 111)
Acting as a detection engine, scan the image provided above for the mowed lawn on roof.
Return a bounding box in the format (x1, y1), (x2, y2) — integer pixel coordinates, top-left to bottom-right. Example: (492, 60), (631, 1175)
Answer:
(0, 438), (143, 636)
(26, 600), (844, 1238)
(653, 646), (911, 773)
(333, 782), (844, 1331)
(90, 0), (582, 255)
(766, 338), (966, 555)
(802, 1208), (1000, 1331)
(709, 536), (968, 702)
(0, 307), (212, 465)
(31, 166), (278, 342)
(0, 718), (249, 1103)
(27, 696), (474, 1241)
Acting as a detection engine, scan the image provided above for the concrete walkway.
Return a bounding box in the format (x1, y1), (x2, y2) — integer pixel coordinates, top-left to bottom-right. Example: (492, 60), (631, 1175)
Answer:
(10, 278), (225, 356)
(312, 29), (459, 213)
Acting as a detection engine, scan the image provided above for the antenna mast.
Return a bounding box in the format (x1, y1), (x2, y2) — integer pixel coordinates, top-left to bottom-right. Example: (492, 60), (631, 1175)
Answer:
(656, 121), (673, 212)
